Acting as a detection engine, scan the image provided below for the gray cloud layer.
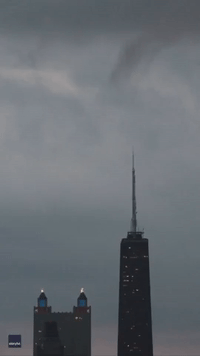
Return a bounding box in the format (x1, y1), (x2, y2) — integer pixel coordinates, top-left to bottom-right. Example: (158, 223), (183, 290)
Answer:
(1, 1), (200, 35)
(0, 1), (199, 354)
(1, 1), (200, 81)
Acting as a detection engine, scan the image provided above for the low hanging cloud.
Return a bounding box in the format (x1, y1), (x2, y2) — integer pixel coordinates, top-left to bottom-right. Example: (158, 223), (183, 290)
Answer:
(111, 0), (200, 81)
(1, 1), (200, 77)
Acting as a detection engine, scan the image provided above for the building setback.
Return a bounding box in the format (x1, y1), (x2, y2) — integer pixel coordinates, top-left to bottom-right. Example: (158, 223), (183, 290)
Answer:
(118, 155), (153, 356)
(33, 289), (91, 356)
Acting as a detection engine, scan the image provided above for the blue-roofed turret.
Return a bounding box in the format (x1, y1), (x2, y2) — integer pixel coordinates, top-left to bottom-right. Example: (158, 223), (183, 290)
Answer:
(77, 288), (87, 307)
(37, 289), (48, 308)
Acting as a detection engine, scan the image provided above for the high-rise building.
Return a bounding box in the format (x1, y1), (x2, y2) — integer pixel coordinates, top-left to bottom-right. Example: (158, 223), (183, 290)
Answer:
(118, 155), (153, 356)
(33, 289), (91, 356)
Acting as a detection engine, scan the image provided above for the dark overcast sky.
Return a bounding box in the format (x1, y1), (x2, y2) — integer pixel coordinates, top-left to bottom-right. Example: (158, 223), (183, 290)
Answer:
(0, 1), (200, 355)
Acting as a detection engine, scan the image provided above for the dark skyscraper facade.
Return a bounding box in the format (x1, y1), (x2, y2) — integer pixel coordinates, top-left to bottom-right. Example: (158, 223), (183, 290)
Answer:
(118, 156), (153, 356)
(36, 321), (64, 356)
(33, 289), (91, 356)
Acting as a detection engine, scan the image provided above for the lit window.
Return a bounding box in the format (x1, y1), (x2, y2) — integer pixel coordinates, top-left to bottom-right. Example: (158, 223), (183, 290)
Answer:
(79, 299), (86, 307)
(39, 299), (46, 307)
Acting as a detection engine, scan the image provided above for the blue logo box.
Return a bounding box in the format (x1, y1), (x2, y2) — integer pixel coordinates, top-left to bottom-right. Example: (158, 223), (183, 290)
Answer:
(8, 335), (21, 348)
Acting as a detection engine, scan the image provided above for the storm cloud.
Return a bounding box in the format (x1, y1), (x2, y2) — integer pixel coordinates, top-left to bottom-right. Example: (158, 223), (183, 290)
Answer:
(1, 1), (200, 77)
(111, 1), (200, 81)
(0, 1), (199, 355)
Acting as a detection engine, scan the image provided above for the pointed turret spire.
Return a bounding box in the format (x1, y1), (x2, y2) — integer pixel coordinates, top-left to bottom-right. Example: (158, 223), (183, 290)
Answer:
(77, 288), (87, 307)
(130, 150), (137, 233)
(38, 289), (48, 308)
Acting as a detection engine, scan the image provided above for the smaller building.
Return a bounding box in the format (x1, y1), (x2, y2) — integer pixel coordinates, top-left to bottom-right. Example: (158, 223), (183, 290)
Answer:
(33, 289), (91, 356)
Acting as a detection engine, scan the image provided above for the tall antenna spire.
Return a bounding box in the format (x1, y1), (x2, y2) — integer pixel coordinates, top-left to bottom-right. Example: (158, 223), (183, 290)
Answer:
(130, 150), (137, 233)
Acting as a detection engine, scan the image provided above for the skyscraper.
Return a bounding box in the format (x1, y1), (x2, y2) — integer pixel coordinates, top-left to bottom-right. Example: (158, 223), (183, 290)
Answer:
(33, 289), (91, 356)
(117, 155), (153, 356)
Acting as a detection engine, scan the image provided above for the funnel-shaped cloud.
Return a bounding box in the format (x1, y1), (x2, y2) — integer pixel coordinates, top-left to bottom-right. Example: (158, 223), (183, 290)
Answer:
(111, 1), (200, 81)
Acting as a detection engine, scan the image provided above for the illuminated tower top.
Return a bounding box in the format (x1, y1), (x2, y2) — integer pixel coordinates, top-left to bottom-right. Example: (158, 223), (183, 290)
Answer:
(77, 288), (87, 307)
(37, 289), (48, 308)
(34, 289), (51, 315)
